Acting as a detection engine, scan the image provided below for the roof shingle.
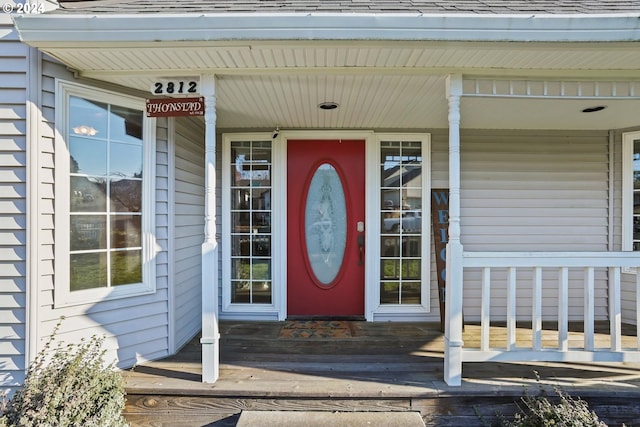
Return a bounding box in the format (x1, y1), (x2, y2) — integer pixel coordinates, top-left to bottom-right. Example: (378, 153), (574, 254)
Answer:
(53, 0), (640, 15)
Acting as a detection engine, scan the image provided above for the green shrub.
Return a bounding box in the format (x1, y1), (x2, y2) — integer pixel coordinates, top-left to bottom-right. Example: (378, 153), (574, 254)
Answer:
(0, 322), (128, 427)
(502, 372), (606, 427)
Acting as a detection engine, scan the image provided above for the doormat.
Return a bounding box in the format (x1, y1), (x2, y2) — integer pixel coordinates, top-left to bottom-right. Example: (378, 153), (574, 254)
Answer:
(278, 320), (352, 339)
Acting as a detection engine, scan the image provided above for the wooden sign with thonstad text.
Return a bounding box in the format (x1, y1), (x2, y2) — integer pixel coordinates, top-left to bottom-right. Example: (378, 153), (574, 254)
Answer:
(146, 97), (204, 117)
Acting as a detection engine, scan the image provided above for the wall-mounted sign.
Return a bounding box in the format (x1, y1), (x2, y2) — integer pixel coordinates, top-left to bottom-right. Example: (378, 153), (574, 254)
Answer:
(146, 97), (204, 117)
(151, 79), (199, 95)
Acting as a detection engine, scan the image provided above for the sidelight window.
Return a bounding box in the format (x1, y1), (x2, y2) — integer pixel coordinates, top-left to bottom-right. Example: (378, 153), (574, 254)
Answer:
(379, 139), (426, 305)
(229, 140), (273, 304)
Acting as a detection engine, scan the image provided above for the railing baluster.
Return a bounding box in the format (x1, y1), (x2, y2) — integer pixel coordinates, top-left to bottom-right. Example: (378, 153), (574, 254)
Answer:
(532, 267), (542, 351)
(558, 267), (569, 351)
(507, 267), (516, 351)
(481, 267), (491, 351)
(610, 267), (622, 351)
(584, 267), (595, 351)
(460, 252), (640, 373)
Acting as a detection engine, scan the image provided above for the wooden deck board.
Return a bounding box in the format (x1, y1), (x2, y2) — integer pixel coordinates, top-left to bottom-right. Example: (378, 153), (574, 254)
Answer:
(122, 320), (640, 426)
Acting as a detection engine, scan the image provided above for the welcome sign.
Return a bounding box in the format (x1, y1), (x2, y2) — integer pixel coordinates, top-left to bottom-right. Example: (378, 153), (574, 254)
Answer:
(431, 189), (449, 332)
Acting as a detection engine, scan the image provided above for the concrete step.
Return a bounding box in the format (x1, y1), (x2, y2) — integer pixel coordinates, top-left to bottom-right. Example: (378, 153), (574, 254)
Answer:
(236, 410), (426, 427)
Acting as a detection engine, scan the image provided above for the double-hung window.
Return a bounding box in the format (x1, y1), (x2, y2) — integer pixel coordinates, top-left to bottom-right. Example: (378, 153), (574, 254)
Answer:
(55, 81), (156, 306)
(623, 131), (640, 254)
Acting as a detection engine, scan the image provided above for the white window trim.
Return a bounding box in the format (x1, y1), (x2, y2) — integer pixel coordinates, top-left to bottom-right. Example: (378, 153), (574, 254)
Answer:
(370, 133), (432, 318)
(622, 131), (640, 256)
(221, 133), (283, 318)
(54, 80), (156, 307)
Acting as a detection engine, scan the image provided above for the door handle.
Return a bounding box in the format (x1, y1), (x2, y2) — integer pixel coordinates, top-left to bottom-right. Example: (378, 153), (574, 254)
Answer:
(357, 221), (365, 266)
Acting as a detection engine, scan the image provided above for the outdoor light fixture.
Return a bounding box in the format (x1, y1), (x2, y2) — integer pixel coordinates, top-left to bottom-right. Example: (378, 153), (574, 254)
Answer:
(581, 105), (607, 113)
(272, 126), (279, 139)
(72, 125), (98, 136)
(318, 102), (339, 110)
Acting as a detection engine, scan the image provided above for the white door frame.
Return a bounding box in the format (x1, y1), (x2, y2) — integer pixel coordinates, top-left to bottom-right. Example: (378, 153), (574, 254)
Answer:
(220, 130), (432, 322)
(281, 130), (376, 319)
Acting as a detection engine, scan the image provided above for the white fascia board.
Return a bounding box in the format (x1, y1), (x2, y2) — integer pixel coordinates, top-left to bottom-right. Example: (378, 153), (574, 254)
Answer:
(13, 13), (640, 46)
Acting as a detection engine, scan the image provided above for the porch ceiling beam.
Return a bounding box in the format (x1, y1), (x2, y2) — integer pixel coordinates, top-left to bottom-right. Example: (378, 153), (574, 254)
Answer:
(31, 39), (640, 49)
(75, 67), (640, 81)
(26, 40), (640, 56)
(465, 94), (640, 100)
(464, 79), (640, 99)
(77, 67), (462, 78)
(14, 13), (640, 44)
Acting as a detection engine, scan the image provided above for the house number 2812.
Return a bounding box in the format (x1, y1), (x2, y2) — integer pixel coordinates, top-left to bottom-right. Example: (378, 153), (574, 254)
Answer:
(152, 80), (198, 95)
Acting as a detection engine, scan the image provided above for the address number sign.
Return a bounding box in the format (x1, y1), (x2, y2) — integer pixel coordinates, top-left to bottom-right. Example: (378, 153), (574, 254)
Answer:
(151, 79), (199, 95)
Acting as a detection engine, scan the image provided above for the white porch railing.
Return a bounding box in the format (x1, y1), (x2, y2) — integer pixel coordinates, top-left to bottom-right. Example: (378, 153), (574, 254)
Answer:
(457, 252), (640, 367)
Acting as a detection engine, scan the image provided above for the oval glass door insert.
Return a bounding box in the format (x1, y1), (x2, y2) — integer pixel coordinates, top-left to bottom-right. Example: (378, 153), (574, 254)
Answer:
(304, 163), (347, 286)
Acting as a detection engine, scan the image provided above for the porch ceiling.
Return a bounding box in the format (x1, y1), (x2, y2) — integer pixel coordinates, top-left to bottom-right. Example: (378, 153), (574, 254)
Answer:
(40, 41), (640, 130)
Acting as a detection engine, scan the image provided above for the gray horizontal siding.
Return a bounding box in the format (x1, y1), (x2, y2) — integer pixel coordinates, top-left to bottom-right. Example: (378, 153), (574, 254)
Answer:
(173, 117), (204, 350)
(436, 129), (611, 322)
(0, 16), (28, 394)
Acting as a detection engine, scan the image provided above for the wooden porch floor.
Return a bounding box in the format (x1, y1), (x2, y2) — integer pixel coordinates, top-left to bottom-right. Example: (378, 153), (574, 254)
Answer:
(122, 321), (640, 426)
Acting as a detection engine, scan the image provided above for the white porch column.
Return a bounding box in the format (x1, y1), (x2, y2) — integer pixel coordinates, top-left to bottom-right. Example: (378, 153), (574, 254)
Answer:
(444, 74), (464, 386)
(201, 75), (220, 383)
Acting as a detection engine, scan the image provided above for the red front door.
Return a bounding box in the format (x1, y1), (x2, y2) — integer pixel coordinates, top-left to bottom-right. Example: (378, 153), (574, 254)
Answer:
(287, 139), (365, 317)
